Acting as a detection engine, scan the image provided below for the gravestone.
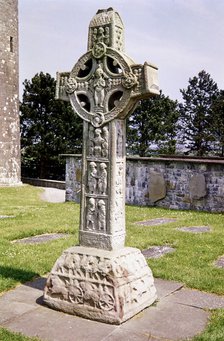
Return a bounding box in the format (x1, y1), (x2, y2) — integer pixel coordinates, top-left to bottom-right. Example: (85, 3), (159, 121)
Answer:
(148, 171), (166, 203)
(189, 174), (206, 200)
(44, 8), (159, 324)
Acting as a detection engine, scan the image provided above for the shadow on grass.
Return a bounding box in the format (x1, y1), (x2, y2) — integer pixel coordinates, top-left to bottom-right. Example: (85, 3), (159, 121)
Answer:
(25, 276), (46, 290)
(0, 265), (39, 284)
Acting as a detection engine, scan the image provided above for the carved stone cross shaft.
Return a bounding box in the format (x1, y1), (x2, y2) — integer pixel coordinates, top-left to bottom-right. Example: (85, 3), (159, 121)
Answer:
(44, 8), (159, 324)
(56, 8), (159, 250)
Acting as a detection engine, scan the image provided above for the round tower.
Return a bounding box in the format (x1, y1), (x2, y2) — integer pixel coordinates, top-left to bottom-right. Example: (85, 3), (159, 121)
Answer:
(0, 0), (21, 185)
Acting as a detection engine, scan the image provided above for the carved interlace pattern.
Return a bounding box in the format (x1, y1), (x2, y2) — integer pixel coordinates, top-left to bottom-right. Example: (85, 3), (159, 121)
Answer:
(92, 42), (107, 59)
(122, 72), (138, 89)
(65, 77), (77, 94)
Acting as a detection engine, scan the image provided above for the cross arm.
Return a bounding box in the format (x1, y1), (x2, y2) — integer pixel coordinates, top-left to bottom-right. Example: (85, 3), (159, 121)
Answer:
(55, 71), (70, 101)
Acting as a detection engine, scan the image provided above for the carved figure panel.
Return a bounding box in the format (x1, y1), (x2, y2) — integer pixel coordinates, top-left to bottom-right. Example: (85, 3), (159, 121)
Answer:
(98, 199), (106, 230)
(93, 64), (108, 107)
(88, 125), (109, 158)
(86, 198), (107, 232)
(86, 197), (96, 230)
(88, 162), (98, 193)
(88, 8), (124, 52)
(87, 161), (108, 195)
(98, 163), (107, 194)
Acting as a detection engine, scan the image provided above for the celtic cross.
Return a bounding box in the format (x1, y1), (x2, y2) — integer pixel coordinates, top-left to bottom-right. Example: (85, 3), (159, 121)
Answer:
(44, 8), (159, 324)
(56, 8), (159, 250)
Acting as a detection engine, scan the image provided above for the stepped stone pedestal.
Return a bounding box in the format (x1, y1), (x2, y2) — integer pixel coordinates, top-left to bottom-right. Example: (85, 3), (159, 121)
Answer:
(44, 8), (159, 324)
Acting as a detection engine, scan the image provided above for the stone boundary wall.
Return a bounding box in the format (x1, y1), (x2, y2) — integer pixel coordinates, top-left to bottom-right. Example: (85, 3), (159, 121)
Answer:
(22, 177), (65, 190)
(63, 154), (224, 212)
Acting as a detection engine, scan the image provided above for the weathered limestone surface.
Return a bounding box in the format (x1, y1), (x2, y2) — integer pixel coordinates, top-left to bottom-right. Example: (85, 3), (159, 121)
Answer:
(44, 246), (157, 324)
(0, 0), (21, 185)
(44, 8), (159, 324)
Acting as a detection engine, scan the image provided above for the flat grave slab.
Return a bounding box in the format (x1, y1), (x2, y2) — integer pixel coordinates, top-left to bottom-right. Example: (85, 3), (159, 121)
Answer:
(12, 233), (69, 245)
(169, 287), (224, 309)
(0, 215), (15, 219)
(136, 218), (177, 226)
(0, 276), (213, 341)
(214, 256), (224, 268)
(177, 226), (211, 233)
(142, 246), (175, 259)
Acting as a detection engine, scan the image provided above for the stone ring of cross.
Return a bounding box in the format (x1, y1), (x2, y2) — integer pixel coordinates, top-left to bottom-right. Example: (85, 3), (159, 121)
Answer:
(65, 46), (138, 127)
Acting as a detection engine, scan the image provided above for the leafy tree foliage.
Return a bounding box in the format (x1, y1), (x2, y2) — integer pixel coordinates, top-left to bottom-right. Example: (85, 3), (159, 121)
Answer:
(20, 72), (82, 179)
(179, 70), (219, 156)
(126, 92), (179, 156)
(210, 90), (224, 156)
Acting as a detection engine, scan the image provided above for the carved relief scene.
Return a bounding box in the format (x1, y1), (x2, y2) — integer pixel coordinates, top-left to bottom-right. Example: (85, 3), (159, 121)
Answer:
(44, 248), (156, 317)
(86, 197), (107, 232)
(45, 252), (118, 312)
(88, 125), (109, 158)
(88, 161), (108, 195)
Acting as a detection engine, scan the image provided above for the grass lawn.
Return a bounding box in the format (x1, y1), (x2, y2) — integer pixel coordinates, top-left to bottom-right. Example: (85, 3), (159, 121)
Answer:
(0, 185), (223, 340)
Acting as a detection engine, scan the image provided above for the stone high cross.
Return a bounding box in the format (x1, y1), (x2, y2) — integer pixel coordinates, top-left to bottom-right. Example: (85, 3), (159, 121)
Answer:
(44, 8), (159, 324)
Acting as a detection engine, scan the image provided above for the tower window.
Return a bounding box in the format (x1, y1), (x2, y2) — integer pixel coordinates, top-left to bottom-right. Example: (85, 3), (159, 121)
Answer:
(10, 36), (13, 52)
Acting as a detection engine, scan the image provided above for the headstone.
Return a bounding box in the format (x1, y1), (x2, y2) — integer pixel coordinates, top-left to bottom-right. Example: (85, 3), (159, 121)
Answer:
(189, 174), (206, 200)
(148, 171), (166, 203)
(44, 8), (159, 324)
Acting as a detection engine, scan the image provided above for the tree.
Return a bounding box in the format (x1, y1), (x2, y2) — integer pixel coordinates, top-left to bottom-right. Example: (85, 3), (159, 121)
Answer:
(20, 72), (83, 179)
(179, 70), (219, 156)
(210, 90), (224, 156)
(126, 92), (179, 156)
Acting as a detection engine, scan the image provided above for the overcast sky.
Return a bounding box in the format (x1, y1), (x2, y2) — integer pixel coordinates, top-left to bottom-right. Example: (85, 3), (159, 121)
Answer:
(19, 0), (224, 101)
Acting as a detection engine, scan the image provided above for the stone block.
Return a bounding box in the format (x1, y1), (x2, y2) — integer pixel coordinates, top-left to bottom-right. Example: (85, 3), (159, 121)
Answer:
(44, 246), (157, 324)
(148, 171), (166, 203)
(189, 174), (206, 200)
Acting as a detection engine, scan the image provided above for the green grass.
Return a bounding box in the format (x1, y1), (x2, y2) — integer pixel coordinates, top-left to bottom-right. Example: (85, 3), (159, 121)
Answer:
(0, 185), (79, 293)
(126, 205), (224, 294)
(0, 328), (40, 341)
(0, 185), (224, 340)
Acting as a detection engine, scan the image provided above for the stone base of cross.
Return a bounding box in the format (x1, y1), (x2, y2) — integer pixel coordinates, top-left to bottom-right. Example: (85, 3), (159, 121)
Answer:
(44, 8), (159, 324)
(44, 246), (157, 324)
